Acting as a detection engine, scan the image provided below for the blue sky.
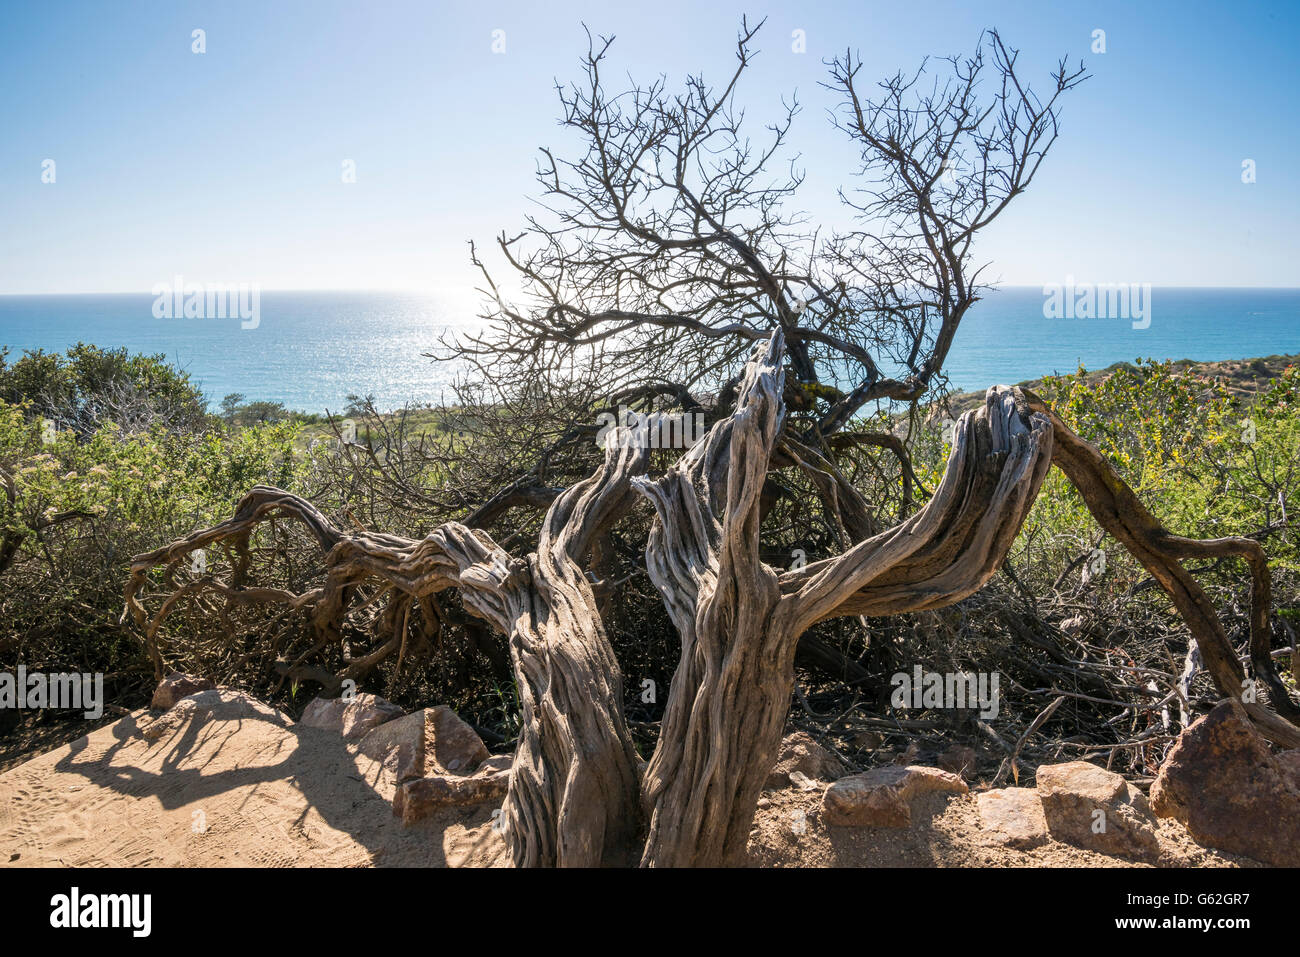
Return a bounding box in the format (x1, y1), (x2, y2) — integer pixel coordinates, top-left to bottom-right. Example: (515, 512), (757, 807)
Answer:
(2, 0), (1297, 297)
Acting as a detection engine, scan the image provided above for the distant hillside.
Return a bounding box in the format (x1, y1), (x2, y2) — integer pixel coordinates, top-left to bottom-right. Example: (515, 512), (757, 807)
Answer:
(938, 352), (1298, 419)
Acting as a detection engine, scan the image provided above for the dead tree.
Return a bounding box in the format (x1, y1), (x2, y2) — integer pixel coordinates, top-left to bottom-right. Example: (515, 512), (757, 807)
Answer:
(124, 330), (1300, 867)
(122, 24), (1300, 866)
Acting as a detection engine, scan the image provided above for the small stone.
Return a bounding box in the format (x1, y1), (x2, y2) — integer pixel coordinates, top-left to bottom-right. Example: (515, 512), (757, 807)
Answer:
(823, 765), (967, 827)
(476, 754), (513, 775)
(356, 706), (490, 783)
(892, 742), (920, 766)
(788, 770), (820, 791)
(976, 787), (1049, 849)
(937, 745), (977, 779)
(765, 731), (849, 789)
(1274, 749), (1300, 790)
(299, 693), (404, 741)
(851, 731), (884, 751)
(150, 672), (216, 711)
(1036, 761), (1159, 861)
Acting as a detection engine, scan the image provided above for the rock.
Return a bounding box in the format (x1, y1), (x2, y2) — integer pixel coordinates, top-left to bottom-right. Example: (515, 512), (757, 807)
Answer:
(1149, 700), (1300, 867)
(937, 745), (977, 779)
(823, 765), (967, 827)
(299, 693), (404, 741)
(392, 770), (511, 825)
(1274, 749), (1300, 790)
(142, 689), (289, 742)
(788, 770), (821, 791)
(1036, 761), (1159, 861)
(765, 731), (848, 789)
(476, 754), (513, 776)
(150, 672), (215, 711)
(976, 787), (1049, 849)
(356, 706), (491, 783)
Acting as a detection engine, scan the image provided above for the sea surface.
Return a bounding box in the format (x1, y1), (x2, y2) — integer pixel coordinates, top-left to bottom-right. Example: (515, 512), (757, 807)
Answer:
(0, 288), (1295, 413)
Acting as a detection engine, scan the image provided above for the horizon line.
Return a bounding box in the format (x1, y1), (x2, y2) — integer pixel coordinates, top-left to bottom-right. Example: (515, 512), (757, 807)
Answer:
(2, 283), (1300, 297)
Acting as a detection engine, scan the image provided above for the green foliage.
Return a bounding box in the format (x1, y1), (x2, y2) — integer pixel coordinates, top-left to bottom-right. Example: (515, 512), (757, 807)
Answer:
(1017, 360), (1300, 596)
(0, 343), (208, 435)
(2, 345), (1295, 756)
(219, 392), (324, 428)
(0, 399), (300, 691)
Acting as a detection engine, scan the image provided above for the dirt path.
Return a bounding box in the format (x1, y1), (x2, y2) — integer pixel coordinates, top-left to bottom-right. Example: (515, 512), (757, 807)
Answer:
(0, 693), (507, 868)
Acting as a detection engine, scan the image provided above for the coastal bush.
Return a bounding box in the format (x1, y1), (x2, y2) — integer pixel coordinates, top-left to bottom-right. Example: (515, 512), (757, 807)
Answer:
(0, 399), (299, 707)
(0, 342), (209, 436)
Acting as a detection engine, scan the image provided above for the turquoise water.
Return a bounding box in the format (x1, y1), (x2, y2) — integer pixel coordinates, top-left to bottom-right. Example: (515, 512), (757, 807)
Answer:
(944, 287), (1298, 391)
(0, 288), (1296, 413)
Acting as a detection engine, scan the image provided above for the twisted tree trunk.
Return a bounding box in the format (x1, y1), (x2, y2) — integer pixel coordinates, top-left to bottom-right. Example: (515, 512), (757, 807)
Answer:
(125, 440), (649, 866)
(634, 334), (1055, 864)
(124, 330), (1300, 868)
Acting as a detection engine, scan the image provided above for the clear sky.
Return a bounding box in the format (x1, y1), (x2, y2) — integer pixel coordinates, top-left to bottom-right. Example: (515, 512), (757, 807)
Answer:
(2, 0), (1297, 298)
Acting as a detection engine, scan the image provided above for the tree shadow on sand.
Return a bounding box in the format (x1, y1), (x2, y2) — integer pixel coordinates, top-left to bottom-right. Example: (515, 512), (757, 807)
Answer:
(48, 698), (503, 867)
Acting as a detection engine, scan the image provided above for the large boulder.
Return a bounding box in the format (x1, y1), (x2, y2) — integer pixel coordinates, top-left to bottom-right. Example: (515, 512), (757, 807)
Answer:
(356, 706), (491, 783)
(765, 731), (849, 789)
(1149, 700), (1300, 866)
(975, 787), (1049, 849)
(823, 765), (967, 827)
(1036, 761), (1159, 861)
(299, 693), (404, 741)
(150, 672), (216, 711)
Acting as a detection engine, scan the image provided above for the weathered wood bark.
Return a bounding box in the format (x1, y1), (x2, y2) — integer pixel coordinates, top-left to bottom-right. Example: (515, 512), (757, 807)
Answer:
(632, 335), (788, 867)
(634, 333), (1056, 865)
(632, 332), (1298, 863)
(124, 435), (649, 867)
(481, 437), (647, 866)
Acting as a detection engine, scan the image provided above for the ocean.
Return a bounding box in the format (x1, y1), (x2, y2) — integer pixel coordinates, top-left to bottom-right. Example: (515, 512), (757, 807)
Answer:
(0, 288), (1295, 413)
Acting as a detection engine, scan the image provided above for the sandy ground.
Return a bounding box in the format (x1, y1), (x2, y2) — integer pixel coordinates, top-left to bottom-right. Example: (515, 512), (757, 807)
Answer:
(0, 695), (508, 868)
(0, 698), (1261, 868)
(746, 786), (1258, 868)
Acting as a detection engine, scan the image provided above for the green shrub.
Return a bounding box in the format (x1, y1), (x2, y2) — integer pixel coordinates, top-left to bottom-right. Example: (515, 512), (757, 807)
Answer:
(0, 400), (300, 696)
